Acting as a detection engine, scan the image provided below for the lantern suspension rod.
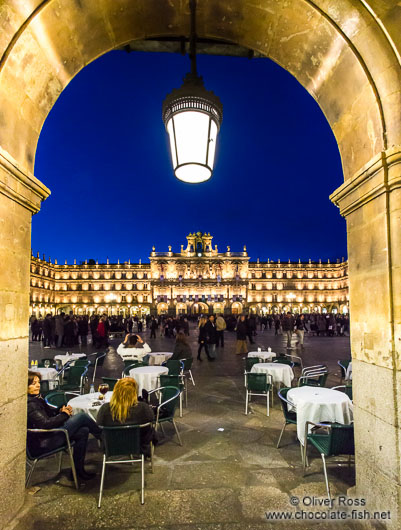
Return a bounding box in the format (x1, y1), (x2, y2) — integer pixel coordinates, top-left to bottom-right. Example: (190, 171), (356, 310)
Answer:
(189, 0), (197, 76)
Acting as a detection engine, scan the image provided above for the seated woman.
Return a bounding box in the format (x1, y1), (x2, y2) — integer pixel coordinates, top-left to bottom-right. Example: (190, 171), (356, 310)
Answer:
(27, 371), (102, 480)
(96, 377), (156, 456)
(171, 331), (193, 361)
(116, 333), (151, 363)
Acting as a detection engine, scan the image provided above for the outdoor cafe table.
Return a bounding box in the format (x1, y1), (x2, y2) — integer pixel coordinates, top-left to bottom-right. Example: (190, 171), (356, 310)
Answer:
(54, 353), (86, 366)
(34, 367), (59, 389)
(129, 365), (168, 395)
(248, 351), (277, 361)
(68, 391), (113, 421)
(250, 362), (294, 387)
(147, 352), (173, 366)
(287, 386), (353, 445)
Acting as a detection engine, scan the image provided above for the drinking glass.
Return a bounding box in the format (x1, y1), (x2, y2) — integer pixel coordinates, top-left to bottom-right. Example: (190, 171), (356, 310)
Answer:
(98, 383), (109, 400)
(44, 360), (51, 368)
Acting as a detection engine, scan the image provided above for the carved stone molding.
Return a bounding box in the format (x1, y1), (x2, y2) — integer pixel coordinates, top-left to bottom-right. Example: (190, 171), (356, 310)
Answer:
(0, 146), (50, 214)
(330, 147), (401, 217)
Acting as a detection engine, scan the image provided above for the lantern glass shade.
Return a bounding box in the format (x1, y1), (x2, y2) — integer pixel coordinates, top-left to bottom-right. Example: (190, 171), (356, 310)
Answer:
(166, 110), (218, 183)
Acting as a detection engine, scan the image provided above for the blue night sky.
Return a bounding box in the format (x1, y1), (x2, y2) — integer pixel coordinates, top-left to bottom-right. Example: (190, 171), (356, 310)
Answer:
(33, 50), (347, 264)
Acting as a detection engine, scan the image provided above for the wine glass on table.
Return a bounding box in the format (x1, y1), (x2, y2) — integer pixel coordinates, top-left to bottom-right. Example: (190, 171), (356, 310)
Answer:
(44, 360), (51, 368)
(98, 383), (109, 400)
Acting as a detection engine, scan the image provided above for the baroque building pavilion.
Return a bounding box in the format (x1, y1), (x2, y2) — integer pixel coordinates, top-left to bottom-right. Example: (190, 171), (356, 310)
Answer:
(30, 232), (349, 317)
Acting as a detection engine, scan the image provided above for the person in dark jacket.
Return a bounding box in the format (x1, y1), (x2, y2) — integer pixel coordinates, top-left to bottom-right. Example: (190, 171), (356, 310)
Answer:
(235, 314), (248, 354)
(78, 316), (89, 346)
(27, 371), (101, 480)
(204, 314), (218, 360)
(197, 316), (211, 361)
(282, 312), (295, 348)
(42, 314), (52, 348)
(171, 331), (193, 361)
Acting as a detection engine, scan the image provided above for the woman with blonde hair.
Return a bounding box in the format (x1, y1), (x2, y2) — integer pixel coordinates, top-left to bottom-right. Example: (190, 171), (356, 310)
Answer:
(197, 316), (211, 361)
(97, 378), (155, 455)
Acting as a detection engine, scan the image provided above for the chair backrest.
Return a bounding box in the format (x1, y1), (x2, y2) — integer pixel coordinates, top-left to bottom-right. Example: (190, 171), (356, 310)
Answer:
(165, 360), (183, 375)
(123, 362), (146, 376)
(328, 423), (355, 456)
(66, 365), (87, 385)
(277, 387), (297, 421)
(245, 357), (260, 372)
(124, 359), (137, 368)
(101, 377), (119, 390)
(345, 384), (353, 400)
(159, 386), (180, 418)
(159, 374), (181, 389)
(40, 380), (51, 396)
(273, 358), (295, 367)
(338, 359), (350, 378)
(246, 372), (270, 392)
(38, 358), (55, 368)
(45, 391), (67, 408)
(100, 424), (142, 457)
(182, 357), (193, 370)
(95, 352), (107, 367)
(73, 360), (91, 367)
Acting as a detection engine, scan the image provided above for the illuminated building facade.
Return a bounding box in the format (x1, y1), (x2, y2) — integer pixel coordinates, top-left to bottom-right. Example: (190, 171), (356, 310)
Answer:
(30, 232), (349, 316)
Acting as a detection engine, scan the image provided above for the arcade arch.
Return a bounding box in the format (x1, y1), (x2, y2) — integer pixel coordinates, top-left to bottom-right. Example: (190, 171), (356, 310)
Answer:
(0, 1), (401, 527)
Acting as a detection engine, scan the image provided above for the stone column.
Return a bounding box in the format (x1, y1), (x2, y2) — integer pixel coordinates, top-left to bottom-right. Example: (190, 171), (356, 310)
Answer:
(0, 147), (50, 528)
(331, 147), (401, 527)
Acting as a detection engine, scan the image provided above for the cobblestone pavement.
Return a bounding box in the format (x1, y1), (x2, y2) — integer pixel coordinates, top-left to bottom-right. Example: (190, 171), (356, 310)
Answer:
(15, 326), (371, 530)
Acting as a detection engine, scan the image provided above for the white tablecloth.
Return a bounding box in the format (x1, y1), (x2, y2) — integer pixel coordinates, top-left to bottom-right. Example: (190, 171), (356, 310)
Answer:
(147, 352), (173, 366)
(287, 386), (353, 445)
(68, 391), (113, 420)
(251, 362), (294, 387)
(35, 367), (59, 389)
(129, 366), (168, 395)
(248, 351), (277, 361)
(345, 362), (352, 381)
(55, 353), (86, 366)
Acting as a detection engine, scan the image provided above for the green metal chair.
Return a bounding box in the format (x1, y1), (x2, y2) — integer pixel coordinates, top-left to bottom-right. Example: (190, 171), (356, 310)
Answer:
(59, 365), (88, 394)
(97, 423), (153, 508)
(303, 421), (355, 499)
(338, 360), (351, 382)
(331, 385), (353, 401)
(181, 357), (195, 386)
(148, 386), (182, 446)
(245, 357), (261, 372)
(159, 374), (185, 417)
(101, 377), (119, 390)
(38, 358), (56, 368)
(26, 427), (79, 490)
(298, 365), (328, 387)
(91, 352), (107, 382)
(73, 359), (90, 367)
(45, 390), (69, 409)
(244, 372), (272, 416)
(273, 357), (295, 368)
(163, 359), (184, 376)
(276, 387), (298, 448)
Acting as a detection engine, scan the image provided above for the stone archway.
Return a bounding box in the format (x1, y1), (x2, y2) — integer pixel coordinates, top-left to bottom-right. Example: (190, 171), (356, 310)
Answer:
(0, 1), (401, 527)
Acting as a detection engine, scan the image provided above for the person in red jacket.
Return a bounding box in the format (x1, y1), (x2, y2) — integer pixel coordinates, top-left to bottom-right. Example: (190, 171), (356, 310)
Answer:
(96, 315), (109, 348)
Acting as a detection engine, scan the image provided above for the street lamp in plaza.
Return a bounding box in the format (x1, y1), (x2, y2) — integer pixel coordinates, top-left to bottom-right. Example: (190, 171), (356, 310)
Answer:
(162, 0), (223, 184)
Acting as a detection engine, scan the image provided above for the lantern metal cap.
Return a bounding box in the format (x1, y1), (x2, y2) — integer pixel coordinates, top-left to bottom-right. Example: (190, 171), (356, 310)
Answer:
(162, 72), (223, 130)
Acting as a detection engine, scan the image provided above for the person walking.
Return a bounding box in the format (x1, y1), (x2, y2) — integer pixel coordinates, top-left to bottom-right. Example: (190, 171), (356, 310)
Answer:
(282, 312), (295, 349)
(295, 313), (306, 349)
(204, 314), (218, 360)
(150, 317), (158, 339)
(215, 314), (226, 347)
(197, 316), (211, 361)
(235, 314), (248, 355)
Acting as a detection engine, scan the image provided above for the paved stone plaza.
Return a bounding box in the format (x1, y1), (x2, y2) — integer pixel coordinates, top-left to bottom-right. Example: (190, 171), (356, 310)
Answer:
(10, 325), (378, 530)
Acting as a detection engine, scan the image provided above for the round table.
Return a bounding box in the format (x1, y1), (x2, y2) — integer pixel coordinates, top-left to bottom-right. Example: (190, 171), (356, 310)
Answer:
(251, 362), (294, 387)
(68, 391), (113, 421)
(129, 366), (168, 395)
(34, 367), (59, 390)
(287, 386), (353, 444)
(147, 352), (173, 366)
(54, 353), (86, 366)
(248, 351), (277, 361)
